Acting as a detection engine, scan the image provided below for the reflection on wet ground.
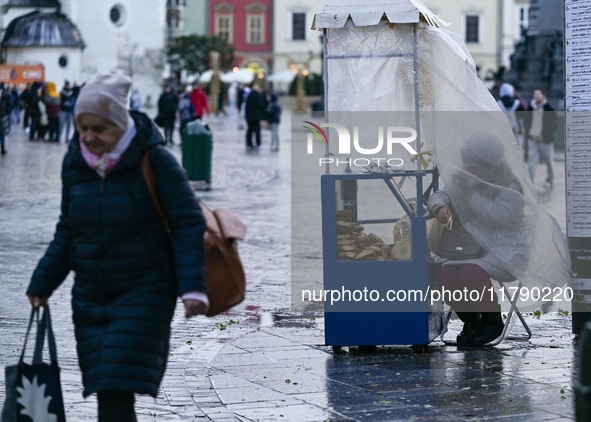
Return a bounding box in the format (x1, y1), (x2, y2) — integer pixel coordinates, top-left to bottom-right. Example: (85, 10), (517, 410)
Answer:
(194, 311), (575, 421)
(0, 117), (577, 421)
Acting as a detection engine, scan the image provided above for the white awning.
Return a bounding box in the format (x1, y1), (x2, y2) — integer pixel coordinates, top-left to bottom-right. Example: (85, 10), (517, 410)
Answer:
(220, 68), (255, 84)
(266, 69), (296, 84)
(311, 0), (447, 29)
(199, 70), (214, 83)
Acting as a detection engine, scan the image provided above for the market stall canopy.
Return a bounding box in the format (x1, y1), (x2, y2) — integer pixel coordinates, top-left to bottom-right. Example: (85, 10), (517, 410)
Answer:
(199, 69), (213, 84)
(266, 69), (296, 84)
(220, 68), (255, 84)
(311, 0), (448, 29)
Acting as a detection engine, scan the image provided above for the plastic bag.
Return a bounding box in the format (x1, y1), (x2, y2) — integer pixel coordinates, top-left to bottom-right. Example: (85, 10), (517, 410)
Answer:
(391, 211), (444, 260)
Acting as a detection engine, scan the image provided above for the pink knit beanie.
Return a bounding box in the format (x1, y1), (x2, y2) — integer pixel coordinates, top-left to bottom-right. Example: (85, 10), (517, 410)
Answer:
(74, 70), (131, 130)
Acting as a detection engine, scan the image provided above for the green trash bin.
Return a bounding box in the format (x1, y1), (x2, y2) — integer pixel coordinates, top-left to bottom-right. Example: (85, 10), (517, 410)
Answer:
(182, 119), (212, 182)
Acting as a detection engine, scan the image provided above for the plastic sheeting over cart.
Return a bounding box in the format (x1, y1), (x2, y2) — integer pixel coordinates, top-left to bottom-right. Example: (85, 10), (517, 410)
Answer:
(313, 0), (570, 299)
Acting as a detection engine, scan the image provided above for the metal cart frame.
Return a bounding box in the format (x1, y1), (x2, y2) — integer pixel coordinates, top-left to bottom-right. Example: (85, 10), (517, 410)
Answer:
(320, 23), (444, 352)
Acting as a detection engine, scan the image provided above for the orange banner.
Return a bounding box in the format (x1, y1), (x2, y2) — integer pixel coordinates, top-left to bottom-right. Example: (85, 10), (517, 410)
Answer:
(0, 65), (45, 87)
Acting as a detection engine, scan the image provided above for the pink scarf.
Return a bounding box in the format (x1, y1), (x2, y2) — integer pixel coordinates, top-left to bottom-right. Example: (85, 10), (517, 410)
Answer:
(80, 117), (136, 178)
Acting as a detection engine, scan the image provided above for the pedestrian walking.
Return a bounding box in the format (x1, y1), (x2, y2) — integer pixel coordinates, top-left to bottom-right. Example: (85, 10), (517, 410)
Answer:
(0, 84), (13, 137)
(189, 81), (210, 119)
(21, 82), (31, 130)
(59, 80), (76, 143)
(216, 86), (227, 116)
(237, 85), (245, 112)
(239, 86), (250, 130)
(157, 84), (179, 145)
(428, 135), (525, 346)
(267, 93), (282, 151)
(26, 70), (208, 422)
(0, 85), (9, 155)
(228, 82), (237, 117)
(27, 81), (42, 141)
(524, 87), (557, 189)
(43, 82), (61, 142)
(177, 87), (194, 141)
(245, 84), (265, 149)
(497, 82), (525, 150)
(9, 85), (21, 127)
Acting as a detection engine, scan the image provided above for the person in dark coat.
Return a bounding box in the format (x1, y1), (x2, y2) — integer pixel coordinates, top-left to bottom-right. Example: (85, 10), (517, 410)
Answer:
(177, 87), (194, 141)
(244, 84), (265, 149)
(21, 83), (31, 130)
(26, 71), (208, 422)
(59, 80), (76, 143)
(157, 84), (179, 145)
(0, 84), (9, 155)
(267, 93), (281, 152)
(27, 81), (42, 141)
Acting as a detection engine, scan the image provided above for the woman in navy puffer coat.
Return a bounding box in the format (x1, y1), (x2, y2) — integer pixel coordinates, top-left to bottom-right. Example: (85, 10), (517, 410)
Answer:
(27, 71), (208, 422)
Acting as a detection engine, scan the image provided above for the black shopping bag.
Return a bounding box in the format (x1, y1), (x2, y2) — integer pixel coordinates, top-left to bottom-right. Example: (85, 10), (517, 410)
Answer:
(1, 307), (66, 422)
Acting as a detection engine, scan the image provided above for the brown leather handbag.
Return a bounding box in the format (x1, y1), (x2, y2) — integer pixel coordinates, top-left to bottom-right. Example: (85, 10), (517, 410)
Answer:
(141, 150), (247, 316)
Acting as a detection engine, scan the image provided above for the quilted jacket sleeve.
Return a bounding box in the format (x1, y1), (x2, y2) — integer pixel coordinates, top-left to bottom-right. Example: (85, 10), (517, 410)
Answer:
(149, 146), (207, 296)
(27, 157), (73, 298)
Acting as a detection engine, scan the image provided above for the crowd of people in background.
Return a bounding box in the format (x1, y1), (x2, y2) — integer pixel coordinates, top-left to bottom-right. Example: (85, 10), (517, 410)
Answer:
(0, 77), (555, 184)
(156, 80), (282, 152)
(0, 77), (285, 157)
(495, 82), (558, 190)
(0, 79), (82, 155)
(23, 80), (81, 144)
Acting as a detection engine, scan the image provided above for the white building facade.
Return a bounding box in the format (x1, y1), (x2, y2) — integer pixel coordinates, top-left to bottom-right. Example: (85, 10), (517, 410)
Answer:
(271, 0), (329, 92)
(422, 0), (530, 84)
(422, 0), (502, 83)
(1, 0), (167, 110)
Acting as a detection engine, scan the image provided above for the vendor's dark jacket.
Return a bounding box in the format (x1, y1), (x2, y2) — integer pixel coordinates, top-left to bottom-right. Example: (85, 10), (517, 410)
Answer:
(27, 111), (206, 397)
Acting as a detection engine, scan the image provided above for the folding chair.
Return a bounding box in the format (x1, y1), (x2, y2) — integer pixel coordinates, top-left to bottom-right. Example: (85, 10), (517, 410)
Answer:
(440, 281), (533, 346)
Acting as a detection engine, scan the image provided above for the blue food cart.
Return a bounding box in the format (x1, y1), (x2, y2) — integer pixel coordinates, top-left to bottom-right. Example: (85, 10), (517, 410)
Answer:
(312, 0), (446, 352)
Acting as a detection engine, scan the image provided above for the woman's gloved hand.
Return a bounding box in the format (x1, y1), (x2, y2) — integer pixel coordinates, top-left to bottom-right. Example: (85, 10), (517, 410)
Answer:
(435, 206), (452, 225)
(183, 299), (209, 318)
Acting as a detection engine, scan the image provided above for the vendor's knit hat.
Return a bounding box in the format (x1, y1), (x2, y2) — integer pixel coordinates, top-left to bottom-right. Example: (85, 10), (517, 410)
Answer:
(74, 70), (131, 130)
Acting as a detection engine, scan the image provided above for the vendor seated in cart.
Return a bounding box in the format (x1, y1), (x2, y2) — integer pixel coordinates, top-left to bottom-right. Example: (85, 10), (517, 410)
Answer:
(428, 135), (524, 346)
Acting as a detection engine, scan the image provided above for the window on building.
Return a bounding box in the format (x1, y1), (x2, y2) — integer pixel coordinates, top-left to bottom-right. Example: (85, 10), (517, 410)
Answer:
(215, 14), (233, 43)
(465, 15), (479, 43)
(110, 4), (126, 27)
(167, 8), (181, 28)
(292, 13), (306, 41)
(518, 6), (529, 34)
(58, 55), (68, 68)
(247, 14), (264, 45)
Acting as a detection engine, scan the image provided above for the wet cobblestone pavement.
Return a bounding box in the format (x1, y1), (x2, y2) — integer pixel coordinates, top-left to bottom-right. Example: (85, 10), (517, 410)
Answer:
(0, 111), (579, 421)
